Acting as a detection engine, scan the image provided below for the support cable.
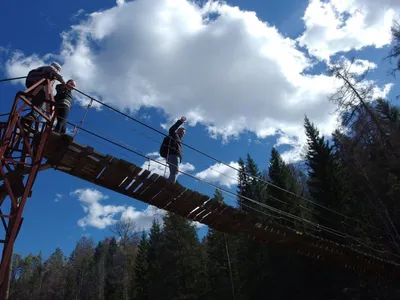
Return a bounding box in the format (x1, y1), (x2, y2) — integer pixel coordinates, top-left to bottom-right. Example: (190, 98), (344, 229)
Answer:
(1, 75), (391, 229)
(67, 121), (400, 262)
(2, 76), (399, 261)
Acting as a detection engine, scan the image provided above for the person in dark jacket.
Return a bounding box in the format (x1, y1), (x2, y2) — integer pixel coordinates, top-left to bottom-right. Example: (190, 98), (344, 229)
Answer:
(24, 62), (65, 119)
(166, 116), (186, 182)
(54, 79), (76, 134)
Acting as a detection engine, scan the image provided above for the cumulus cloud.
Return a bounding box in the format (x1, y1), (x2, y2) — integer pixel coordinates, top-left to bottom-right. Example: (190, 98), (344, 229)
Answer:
(195, 161), (239, 188)
(3, 0), (394, 161)
(72, 188), (125, 229)
(71, 187), (203, 230)
(142, 152), (195, 178)
(298, 0), (399, 60)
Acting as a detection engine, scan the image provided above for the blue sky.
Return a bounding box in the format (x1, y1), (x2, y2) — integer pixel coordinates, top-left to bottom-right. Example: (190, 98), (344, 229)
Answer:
(0, 0), (399, 259)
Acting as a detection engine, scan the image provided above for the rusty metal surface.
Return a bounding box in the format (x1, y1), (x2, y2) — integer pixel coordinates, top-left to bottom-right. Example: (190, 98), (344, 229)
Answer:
(42, 131), (400, 280)
(0, 79), (57, 295)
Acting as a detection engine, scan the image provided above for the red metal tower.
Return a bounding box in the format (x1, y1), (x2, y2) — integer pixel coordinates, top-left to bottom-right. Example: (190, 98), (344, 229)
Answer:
(0, 78), (56, 298)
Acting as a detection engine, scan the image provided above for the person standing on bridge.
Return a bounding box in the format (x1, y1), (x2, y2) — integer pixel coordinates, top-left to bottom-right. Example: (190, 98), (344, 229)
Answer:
(54, 79), (76, 134)
(24, 62), (65, 120)
(160, 116), (186, 183)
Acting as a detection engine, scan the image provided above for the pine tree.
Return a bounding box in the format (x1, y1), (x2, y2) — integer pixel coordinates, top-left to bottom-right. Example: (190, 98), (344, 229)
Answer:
(133, 231), (149, 300)
(304, 116), (351, 234)
(39, 248), (66, 300)
(9, 253), (43, 300)
(205, 189), (237, 300)
(147, 219), (163, 300)
(159, 212), (206, 300)
(268, 148), (291, 211)
(245, 154), (266, 204)
(93, 240), (109, 300)
(267, 148), (310, 228)
(234, 155), (270, 299)
(237, 157), (248, 211)
(105, 237), (122, 300)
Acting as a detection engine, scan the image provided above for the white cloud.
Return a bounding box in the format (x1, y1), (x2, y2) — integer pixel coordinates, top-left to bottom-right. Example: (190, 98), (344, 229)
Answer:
(116, 0), (125, 6)
(195, 161), (239, 188)
(298, 0), (399, 60)
(72, 188), (124, 229)
(3, 0), (393, 162)
(54, 193), (63, 202)
(120, 205), (164, 231)
(142, 152), (195, 178)
(71, 187), (203, 230)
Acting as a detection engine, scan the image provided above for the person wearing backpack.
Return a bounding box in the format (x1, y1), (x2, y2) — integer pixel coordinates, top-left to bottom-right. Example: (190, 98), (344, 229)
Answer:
(160, 116), (186, 183)
(25, 62), (65, 119)
(54, 79), (76, 134)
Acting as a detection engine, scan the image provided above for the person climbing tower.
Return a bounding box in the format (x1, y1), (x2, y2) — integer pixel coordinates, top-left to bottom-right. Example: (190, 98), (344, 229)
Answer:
(24, 62), (65, 120)
(160, 116), (186, 183)
(54, 79), (76, 134)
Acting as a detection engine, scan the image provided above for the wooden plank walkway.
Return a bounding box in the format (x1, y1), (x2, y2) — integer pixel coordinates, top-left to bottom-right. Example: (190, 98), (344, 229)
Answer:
(43, 132), (400, 280)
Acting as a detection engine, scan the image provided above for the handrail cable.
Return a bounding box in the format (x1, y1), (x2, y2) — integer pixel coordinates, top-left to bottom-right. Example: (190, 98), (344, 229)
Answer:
(0, 75), (390, 227)
(66, 120), (400, 262)
(2, 76), (399, 259)
(81, 113), (390, 237)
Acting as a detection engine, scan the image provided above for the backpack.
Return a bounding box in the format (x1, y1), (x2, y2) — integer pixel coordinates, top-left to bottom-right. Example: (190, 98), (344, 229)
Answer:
(160, 136), (171, 158)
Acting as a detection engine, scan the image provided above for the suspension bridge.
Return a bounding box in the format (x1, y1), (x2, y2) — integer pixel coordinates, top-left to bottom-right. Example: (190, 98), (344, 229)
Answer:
(0, 78), (399, 296)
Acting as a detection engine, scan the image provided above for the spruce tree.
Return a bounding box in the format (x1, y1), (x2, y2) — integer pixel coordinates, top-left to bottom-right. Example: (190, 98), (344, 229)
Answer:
(105, 237), (121, 300)
(39, 248), (66, 300)
(134, 231), (149, 300)
(235, 155), (270, 299)
(304, 116), (350, 233)
(245, 154), (267, 205)
(267, 148), (310, 228)
(159, 212), (206, 300)
(268, 148), (291, 212)
(205, 190), (237, 300)
(237, 157), (248, 211)
(147, 219), (163, 300)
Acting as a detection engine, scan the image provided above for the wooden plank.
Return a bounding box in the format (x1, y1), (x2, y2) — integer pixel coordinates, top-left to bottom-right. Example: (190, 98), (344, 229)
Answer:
(139, 175), (169, 204)
(127, 169), (151, 194)
(59, 153), (78, 169)
(225, 208), (247, 233)
(133, 173), (159, 200)
(151, 183), (186, 210)
(95, 158), (131, 189)
(80, 160), (106, 180)
(165, 189), (195, 214)
(200, 202), (228, 226)
(211, 206), (239, 234)
(189, 199), (217, 221)
(180, 193), (210, 217)
(70, 146), (94, 174)
(160, 184), (187, 211)
(193, 206), (213, 222)
(200, 202), (225, 224)
(119, 166), (141, 190)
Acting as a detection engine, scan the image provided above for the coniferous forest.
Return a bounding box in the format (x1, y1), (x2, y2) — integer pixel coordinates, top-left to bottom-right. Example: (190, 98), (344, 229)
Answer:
(7, 22), (400, 300)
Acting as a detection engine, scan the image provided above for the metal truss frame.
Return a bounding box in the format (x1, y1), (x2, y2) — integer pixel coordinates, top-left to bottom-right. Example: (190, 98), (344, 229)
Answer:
(0, 78), (56, 297)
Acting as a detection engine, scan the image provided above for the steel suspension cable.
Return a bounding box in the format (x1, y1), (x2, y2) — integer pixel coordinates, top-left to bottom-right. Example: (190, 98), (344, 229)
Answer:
(81, 113), (389, 237)
(70, 87), (382, 225)
(2, 75), (397, 256)
(1, 76), (387, 226)
(69, 121), (400, 261)
(66, 122), (366, 238)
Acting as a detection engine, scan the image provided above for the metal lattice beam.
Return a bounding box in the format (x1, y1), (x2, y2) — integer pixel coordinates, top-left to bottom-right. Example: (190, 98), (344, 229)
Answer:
(0, 78), (56, 297)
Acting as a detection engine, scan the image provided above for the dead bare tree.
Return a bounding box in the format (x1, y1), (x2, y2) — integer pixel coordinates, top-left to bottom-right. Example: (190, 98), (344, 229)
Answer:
(110, 218), (139, 300)
(386, 20), (400, 76)
(328, 60), (400, 254)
